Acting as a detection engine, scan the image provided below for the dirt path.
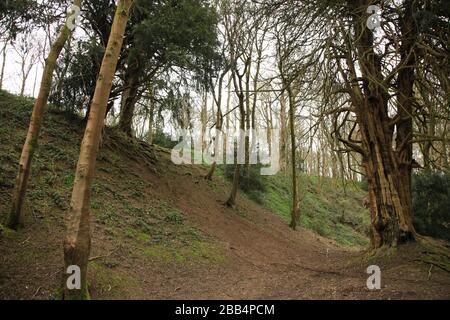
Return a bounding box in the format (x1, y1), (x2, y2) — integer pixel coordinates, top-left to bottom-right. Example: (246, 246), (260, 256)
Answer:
(119, 159), (450, 300)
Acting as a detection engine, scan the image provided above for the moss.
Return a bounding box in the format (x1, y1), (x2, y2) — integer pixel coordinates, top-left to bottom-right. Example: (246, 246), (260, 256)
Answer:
(0, 225), (17, 239)
(89, 261), (142, 298)
(142, 244), (173, 262)
(63, 286), (91, 300)
(125, 227), (151, 242)
(141, 240), (225, 265)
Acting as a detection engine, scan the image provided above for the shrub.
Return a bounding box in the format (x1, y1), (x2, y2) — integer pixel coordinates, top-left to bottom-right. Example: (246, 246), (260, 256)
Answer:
(152, 130), (179, 149)
(222, 164), (266, 203)
(412, 171), (450, 241)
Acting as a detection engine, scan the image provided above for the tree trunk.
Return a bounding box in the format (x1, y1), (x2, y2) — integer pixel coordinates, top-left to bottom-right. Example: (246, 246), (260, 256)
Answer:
(205, 68), (227, 180)
(7, 0), (83, 230)
(279, 91), (287, 172)
(350, 0), (416, 248)
(359, 100), (416, 248)
(147, 86), (155, 145)
(63, 0), (133, 299)
(226, 86), (245, 206)
(119, 69), (139, 137)
(287, 86), (300, 229)
(395, 0), (417, 234)
(0, 41), (7, 90)
(201, 91), (208, 154)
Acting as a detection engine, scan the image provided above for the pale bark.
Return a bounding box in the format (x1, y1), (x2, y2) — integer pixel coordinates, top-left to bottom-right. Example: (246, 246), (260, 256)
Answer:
(7, 0), (83, 230)
(63, 0), (133, 299)
(279, 91), (287, 172)
(287, 85), (300, 229)
(0, 42), (7, 89)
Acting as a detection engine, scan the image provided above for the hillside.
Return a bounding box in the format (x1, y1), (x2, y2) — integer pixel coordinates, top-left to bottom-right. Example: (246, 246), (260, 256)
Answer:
(0, 91), (449, 300)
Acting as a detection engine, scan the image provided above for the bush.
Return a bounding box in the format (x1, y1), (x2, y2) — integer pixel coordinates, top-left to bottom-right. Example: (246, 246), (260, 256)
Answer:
(222, 164), (266, 203)
(152, 130), (179, 149)
(412, 171), (450, 241)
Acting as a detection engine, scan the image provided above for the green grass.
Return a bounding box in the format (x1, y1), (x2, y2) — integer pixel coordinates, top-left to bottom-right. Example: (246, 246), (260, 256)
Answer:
(216, 163), (369, 246)
(263, 173), (369, 246)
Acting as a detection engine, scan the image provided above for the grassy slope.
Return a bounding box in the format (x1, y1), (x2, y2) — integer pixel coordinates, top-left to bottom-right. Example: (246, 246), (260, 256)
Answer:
(0, 91), (225, 298)
(216, 168), (370, 247)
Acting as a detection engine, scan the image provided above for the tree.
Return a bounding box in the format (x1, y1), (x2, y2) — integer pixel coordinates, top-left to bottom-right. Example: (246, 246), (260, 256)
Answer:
(63, 0), (134, 300)
(12, 33), (40, 96)
(117, 0), (221, 137)
(0, 41), (8, 90)
(7, 0), (83, 230)
(223, 0), (254, 207)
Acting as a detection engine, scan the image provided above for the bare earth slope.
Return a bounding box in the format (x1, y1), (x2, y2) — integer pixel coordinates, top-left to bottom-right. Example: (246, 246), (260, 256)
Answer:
(0, 91), (449, 299)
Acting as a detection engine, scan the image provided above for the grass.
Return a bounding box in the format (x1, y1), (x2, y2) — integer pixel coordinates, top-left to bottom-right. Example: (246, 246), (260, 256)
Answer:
(217, 164), (370, 247)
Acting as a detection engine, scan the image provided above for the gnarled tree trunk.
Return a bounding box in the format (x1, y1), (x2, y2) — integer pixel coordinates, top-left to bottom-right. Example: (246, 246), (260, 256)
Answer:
(347, 0), (417, 248)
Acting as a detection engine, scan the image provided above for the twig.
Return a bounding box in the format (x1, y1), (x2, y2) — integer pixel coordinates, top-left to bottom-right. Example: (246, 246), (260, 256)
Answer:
(21, 236), (31, 245)
(32, 286), (41, 298)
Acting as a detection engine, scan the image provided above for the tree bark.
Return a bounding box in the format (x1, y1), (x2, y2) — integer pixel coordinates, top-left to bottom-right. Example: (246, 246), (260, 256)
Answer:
(63, 0), (133, 300)
(346, 0), (416, 248)
(147, 86), (155, 144)
(7, 0), (83, 230)
(0, 41), (7, 90)
(205, 67), (228, 180)
(226, 73), (245, 207)
(279, 91), (287, 172)
(118, 68), (139, 136)
(287, 85), (300, 229)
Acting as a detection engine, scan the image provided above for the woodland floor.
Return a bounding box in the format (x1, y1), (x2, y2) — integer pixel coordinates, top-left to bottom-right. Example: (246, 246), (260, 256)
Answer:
(0, 91), (449, 300)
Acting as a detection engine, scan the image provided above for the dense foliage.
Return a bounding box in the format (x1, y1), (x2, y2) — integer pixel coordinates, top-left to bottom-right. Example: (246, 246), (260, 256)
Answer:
(412, 172), (450, 241)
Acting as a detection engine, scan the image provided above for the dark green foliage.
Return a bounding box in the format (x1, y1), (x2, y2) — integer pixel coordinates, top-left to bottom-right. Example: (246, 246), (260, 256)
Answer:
(0, 0), (35, 39)
(358, 177), (369, 192)
(152, 130), (179, 149)
(412, 172), (450, 241)
(49, 40), (104, 113)
(222, 164), (266, 203)
(132, 0), (222, 86)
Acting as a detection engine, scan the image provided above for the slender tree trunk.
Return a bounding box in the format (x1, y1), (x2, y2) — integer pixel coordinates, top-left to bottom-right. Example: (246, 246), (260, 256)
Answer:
(0, 41), (7, 90)
(147, 86), (155, 145)
(63, 0), (133, 299)
(266, 102), (273, 158)
(287, 86), (300, 229)
(226, 88), (245, 207)
(244, 58), (252, 172)
(206, 68), (228, 180)
(279, 91), (287, 172)
(7, 0), (83, 230)
(226, 110), (244, 207)
(201, 91), (208, 154)
(223, 77), (231, 165)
